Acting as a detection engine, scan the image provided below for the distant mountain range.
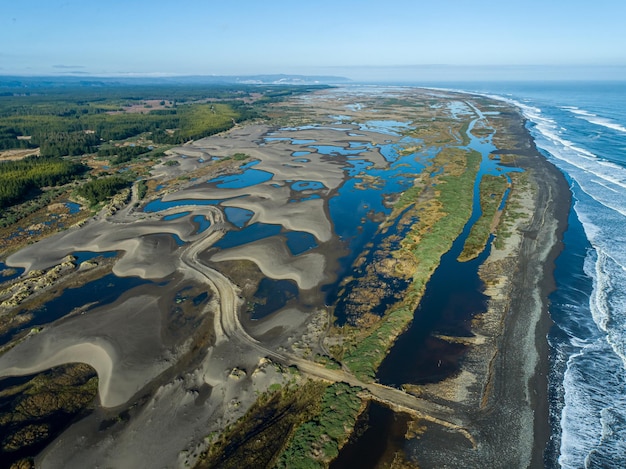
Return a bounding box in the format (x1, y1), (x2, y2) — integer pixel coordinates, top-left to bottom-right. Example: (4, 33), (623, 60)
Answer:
(0, 74), (351, 89)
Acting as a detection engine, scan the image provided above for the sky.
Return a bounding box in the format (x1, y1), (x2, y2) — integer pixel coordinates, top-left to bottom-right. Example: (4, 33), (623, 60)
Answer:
(2, 0), (626, 81)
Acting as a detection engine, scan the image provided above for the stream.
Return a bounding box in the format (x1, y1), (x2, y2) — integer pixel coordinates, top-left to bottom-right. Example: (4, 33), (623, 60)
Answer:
(336, 102), (523, 465)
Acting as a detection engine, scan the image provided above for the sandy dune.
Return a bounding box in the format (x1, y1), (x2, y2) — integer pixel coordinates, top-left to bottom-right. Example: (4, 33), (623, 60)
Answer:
(0, 295), (169, 407)
(211, 236), (326, 290)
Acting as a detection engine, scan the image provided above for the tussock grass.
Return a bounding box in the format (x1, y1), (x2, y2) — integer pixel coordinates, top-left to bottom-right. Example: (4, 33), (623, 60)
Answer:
(340, 149), (481, 380)
(458, 174), (509, 261)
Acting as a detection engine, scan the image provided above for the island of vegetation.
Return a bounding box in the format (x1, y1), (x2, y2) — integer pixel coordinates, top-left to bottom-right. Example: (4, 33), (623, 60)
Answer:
(0, 81), (568, 469)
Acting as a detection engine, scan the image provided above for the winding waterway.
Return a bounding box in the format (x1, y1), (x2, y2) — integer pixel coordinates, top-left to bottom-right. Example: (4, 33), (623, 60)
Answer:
(339, 102), (524, 465)
(378, 105), (517, 385)
(0, 89), (535, 468)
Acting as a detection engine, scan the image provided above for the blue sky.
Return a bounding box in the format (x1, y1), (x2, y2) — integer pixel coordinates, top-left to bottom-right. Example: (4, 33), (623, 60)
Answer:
(2, 0), (626, 80)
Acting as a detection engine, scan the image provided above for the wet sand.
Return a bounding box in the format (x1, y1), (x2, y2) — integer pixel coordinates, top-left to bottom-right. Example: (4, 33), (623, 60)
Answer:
(0, 88), (568, 468)
(404, 103), (570, 467)
(491, 112), (570, 468)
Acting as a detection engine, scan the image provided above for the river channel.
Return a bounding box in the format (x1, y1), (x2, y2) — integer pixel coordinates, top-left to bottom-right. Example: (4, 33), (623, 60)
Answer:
(0, 94), (526, 467)
(334, 104), (524, 466)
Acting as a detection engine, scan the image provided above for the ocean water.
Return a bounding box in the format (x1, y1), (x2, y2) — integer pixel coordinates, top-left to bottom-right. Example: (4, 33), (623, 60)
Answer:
(434, 81), (626, 468)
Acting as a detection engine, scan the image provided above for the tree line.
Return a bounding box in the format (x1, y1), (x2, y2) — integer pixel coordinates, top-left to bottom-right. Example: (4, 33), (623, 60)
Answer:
(0, 155), (86, 208)
(75, 175), (132, 205)
(0, 83), (323, 157)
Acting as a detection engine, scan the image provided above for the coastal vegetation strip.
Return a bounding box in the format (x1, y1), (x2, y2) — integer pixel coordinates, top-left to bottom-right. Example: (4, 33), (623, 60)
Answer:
(493, 171), (532, 250)
(194, 380), (327, 469)
(458, 174), (510, 262)
(335, 148), (481, 381)
(274, 382), (363, 468)
(194, 378), (365, 469)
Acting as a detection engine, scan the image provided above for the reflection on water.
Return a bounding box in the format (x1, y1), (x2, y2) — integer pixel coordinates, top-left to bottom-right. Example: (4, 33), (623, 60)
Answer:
(206, 164), (273, 189)
(284, 231), (318, 255)
(72, 251), (117, 264)
(330, 402), (411, 469)
(0, 273), (152, 346)
(193, 215), (211, 233)
(291, 181), (325, 191)
(250, 278), (299, 319)
(377, 106), (520, 385)
(224, 207), (254, 228)
(0, 262), (24, 284)
(214, 223), (281, 250)
(144, 198), (220, 213)
(163, 212), (190, 221)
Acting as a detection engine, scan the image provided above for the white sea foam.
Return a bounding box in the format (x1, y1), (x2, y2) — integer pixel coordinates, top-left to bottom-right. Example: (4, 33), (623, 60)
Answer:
(568, 108), (596, 118)
(413, 87), (626, 466)
(504, 95), (626, 467)
(559, 333), (626, 469)
(563, 106), (626, 134)
(525, 119), (626, 220)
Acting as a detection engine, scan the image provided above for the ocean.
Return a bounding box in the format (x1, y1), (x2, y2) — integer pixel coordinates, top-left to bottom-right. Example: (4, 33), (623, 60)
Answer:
(431, 81), (626, 468)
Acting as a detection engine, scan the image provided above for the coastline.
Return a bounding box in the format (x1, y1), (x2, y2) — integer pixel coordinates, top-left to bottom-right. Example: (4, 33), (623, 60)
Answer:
(0, 87), (572, 468)
(509, 113), (571, 468)
(398, 98), (571, 467)
(472, 106), (570, 467)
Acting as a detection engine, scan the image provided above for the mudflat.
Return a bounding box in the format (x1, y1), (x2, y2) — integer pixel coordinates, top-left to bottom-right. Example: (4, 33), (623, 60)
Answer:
(0, 87), (568, 468)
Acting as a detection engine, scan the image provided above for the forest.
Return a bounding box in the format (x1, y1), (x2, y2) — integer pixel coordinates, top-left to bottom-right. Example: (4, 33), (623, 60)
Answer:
(0, 83), (325, 156)
(76, 175), (133, 205)
(0, 82), (328, 210)
(0, 155), (86, 209)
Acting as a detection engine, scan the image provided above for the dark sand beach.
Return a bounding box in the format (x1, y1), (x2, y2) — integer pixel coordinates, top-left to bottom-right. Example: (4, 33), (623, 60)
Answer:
(0, 88), (570, 468)
(473, 110), (570, 467)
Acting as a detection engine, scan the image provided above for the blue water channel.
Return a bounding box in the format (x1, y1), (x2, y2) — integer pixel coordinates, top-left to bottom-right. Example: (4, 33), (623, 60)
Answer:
(0, 262), (24, 284)
(323, 144), (432, 304)
(376, 108), (521, 385)
(0, 273), (153, 347)
(206, 161), (273, 189)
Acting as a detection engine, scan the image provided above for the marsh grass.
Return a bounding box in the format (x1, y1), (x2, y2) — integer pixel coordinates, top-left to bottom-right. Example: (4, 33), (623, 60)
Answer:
(458, 174), (509, 261)
(339, 149), (481, 380)
(274, 383), (363, 468)
(195, 381), (327, 469)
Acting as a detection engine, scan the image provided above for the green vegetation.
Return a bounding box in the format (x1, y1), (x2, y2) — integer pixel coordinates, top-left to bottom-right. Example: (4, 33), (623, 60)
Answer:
(459, 174), (510, 261)
(195, 381), (328, 469)
(313, 354), (342, 370)
(339, 149), (481, 380)
(97, 145), (151, 165)
(342, 308), (414, 380)
(275, 382), (362, 468)
(458, 119), (471, 146)
(0, 155), (86, 209)
(404, 149), (480, 296)
(233, 152), (249, 161)
(0, 187), (67, 228)
(494, 171), (531, 250)
(75, 175), (132, 205)
(136, 180), (148, 200)
(0, 82), (327, 244)
(0, 364), (98, 468)
(0, 83), (326, 157)
(151, 103), (239, 144)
